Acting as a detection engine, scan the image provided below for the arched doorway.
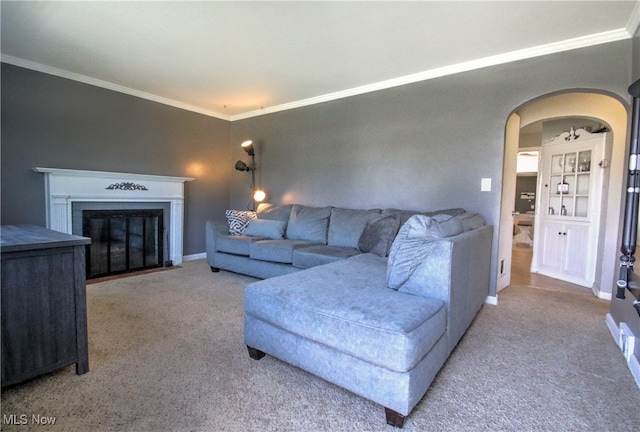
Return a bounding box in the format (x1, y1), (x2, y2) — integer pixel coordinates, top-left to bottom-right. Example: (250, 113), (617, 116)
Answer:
(497, 92), (628, 300)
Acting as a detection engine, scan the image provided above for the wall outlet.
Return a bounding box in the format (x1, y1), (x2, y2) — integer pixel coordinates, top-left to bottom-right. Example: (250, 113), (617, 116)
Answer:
(481, 178), (492, 192)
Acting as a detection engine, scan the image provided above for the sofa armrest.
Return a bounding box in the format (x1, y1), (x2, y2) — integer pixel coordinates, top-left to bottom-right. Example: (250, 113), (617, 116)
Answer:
(205, 220), (229, 265)
(398, 225), (493, 354)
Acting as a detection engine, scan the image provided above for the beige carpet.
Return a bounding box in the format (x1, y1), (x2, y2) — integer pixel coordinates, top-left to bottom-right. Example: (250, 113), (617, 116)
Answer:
(2, 259), (639, 431)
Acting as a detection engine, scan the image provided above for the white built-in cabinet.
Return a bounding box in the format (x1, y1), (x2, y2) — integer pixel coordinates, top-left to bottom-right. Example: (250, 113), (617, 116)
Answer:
(532, 128), (610, 288)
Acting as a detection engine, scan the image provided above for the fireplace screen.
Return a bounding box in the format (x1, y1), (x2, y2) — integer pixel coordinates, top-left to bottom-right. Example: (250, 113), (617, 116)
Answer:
(83, 209), (164, 279)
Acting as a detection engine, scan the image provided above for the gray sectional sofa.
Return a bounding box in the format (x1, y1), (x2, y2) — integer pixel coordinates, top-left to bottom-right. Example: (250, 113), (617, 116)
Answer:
(205, 203), (493, 427)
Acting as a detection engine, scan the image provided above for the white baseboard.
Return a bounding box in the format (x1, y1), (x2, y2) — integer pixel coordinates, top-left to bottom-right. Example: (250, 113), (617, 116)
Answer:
(630, 353), (640, 389)
(605, 313), (619, 340)
(598, 291), (612, 301)
(485, 295), (498, 305)
(605, 313), (640, 389)
(183, 253), (206, 262)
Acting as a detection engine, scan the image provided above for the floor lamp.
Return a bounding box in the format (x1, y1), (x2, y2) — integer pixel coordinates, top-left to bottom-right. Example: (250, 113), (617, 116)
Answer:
(235, 140), (266, 211)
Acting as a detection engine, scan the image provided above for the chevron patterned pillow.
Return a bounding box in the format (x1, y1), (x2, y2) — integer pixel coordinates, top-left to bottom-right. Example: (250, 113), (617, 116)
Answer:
(225, 210), (257, 235)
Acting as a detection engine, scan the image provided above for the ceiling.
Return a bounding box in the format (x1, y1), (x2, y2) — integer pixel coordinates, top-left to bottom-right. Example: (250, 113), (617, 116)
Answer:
(1, 1), (638, 121)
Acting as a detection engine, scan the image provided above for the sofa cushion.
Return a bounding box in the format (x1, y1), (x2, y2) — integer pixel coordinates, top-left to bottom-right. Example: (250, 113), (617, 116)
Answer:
(382, 209), (421, 227)
(292, 245), (360, 269)
(286, 205), (331, 243)
(250, 239), (320, 264)
(454, 212), (486, 231)
(225, 209), (256, 235)
(357, 213), (401, 257)
(382, 208), (466, 228)
(328, 208), (381, 248)
(244, 219), (287, 239)
(425, 208), (466, 217)
(244, 257), (446, 373)
(216, 235), (266, 256)
(256, 203), (293, 222)
(386, 214), (464, 289)
(398, 241), (452, 298)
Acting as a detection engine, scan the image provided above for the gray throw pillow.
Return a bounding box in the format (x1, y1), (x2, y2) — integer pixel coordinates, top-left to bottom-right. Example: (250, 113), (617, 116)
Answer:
(225, 209), (256, 235)
(357, 214), (401, 257)
(386, 214), (463, 289)
(244, 219), (287, 239)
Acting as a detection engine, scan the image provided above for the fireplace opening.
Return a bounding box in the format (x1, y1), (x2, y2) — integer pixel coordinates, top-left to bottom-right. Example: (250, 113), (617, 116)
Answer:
(83, 209), (164, 279)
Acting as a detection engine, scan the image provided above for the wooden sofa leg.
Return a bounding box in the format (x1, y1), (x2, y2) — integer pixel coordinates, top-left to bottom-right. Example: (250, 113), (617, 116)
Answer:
(385, 408), (406, 428)
(247, 346), (266, 360)
(210, 266), (220, 272)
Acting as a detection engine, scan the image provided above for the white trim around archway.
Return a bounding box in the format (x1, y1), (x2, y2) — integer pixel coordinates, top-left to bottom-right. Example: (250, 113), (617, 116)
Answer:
(498, 92), (628, 300)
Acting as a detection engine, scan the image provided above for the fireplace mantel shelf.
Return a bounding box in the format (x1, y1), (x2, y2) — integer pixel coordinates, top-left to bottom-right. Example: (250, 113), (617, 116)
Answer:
(33, 167), (194, 183)
(33, 167), (194, 265)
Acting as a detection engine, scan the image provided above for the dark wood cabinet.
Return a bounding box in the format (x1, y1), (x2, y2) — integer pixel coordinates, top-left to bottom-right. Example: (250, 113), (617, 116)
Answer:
(1, 225), (91, 388)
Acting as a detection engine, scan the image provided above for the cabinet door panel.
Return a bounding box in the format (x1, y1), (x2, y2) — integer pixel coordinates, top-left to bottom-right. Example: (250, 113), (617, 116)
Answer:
(563, 224), (590, 279)
(538, 223), (564, 272)
(1, 249), (77, 385)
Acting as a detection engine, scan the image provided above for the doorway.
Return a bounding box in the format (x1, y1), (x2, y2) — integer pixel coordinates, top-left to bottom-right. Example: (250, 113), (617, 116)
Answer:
(497, 92), (628, 300)
(514, 119), (609, 294)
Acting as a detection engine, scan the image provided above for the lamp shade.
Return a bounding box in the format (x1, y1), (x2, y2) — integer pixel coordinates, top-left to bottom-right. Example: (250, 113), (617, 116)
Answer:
(235, 160), (251, 171)
(241, 140), (255, 156)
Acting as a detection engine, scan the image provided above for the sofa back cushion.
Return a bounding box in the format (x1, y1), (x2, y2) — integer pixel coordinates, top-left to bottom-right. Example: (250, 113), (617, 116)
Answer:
(256, 203), (292, 222)
(382, 207), (466, 227)
(286, 205), (332, 243)
(455, 212), (486, 231)
(328, 208), (381, 248)
(244, 219), (287, 240)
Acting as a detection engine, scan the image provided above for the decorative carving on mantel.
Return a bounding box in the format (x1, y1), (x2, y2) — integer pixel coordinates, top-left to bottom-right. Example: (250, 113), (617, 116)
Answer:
(105, 182), (148, 191)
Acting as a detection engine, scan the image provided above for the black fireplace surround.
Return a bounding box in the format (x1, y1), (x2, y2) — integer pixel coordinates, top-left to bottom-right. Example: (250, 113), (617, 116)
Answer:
(82, 209), (164, 279)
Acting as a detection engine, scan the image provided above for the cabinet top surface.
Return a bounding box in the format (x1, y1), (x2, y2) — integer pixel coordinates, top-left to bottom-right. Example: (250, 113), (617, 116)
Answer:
(1, 225), (90, 253)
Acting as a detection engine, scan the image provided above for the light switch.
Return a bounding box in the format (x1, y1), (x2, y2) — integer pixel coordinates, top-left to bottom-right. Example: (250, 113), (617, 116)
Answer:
(481, 178), (492, 192)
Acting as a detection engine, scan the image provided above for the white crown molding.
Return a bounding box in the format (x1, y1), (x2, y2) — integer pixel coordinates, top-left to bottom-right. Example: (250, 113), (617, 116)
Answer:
(231, 28), (631, 121)
(2, 26), (632, 123)
(0, 55), (232, 121)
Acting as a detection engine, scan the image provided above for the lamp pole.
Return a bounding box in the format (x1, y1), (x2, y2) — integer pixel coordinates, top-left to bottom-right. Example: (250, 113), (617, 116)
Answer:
(616, 78), (640, 317)
(250, 154), (257, 211)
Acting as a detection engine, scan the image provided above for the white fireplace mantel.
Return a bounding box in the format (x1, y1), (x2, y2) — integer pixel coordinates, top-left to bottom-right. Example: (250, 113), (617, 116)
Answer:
(33, 167), (194, 265)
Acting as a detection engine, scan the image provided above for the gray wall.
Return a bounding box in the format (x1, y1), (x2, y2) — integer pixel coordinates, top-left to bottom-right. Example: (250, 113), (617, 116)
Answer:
(1, 63), (231, 255)
(1, 39), (633, 285)
(231, 40), (632, 296)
